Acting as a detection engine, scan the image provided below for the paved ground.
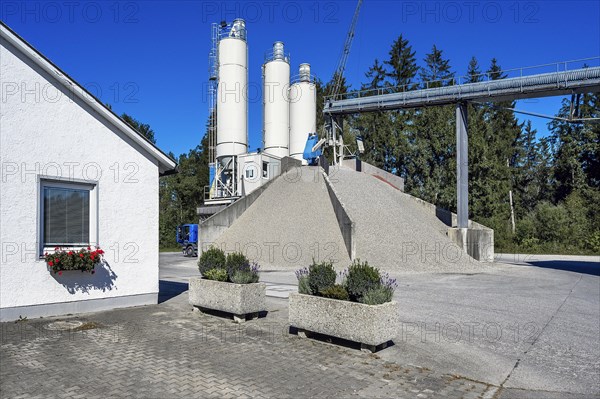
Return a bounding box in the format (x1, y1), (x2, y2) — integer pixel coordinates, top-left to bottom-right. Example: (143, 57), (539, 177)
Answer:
(1, 253), (598, 398)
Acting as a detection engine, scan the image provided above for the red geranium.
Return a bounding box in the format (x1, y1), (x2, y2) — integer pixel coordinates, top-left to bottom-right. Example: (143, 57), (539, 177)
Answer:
(44, 246), (103, 274)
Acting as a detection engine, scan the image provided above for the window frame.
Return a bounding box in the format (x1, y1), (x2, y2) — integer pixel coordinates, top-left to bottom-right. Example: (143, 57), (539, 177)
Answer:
(38, 177), (98, 257)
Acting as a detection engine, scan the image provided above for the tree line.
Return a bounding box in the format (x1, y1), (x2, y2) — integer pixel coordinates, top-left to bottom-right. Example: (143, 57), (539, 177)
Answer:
(145, 34), (599, 254)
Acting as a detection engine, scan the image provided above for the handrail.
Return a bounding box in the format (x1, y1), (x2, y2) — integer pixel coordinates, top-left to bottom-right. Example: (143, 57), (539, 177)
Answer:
(325, 56), (600, 103)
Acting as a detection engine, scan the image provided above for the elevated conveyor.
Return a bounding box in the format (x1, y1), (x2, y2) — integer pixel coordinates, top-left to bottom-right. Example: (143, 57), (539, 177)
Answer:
(325, 65), (600, 115)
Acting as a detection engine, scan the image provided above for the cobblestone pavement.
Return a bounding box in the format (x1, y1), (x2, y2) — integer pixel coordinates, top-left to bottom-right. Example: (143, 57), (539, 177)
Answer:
(3, 287), (597, 399)
(0, 294), (501, 399)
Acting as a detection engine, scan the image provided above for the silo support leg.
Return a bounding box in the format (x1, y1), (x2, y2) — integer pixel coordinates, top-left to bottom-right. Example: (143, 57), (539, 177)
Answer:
(456, 102), (468, 229)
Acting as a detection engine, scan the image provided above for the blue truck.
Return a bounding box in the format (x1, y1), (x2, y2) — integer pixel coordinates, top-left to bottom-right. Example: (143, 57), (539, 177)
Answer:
(176, 224), (198, 257)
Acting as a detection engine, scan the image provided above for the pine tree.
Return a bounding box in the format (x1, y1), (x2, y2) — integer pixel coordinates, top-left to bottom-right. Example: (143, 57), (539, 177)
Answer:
(466, 56), (483, 83)
(474, 58), (523, 246)
(513, 121), (541, 215)
(549, 92), (600, 200)
(465, 57), (489, 219)
(406, 45), (456, 208)
(419, 45), (455, 87)
(355, 59), (394, 169)
(384, 34), (418, 90)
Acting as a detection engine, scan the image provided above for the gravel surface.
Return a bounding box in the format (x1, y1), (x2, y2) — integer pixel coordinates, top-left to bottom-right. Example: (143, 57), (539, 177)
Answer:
(215, 166), (351, 271)
(329, 167), (492, 273)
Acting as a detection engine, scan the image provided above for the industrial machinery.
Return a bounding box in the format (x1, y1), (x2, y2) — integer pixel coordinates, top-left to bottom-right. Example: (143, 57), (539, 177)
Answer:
(302, 133), (324, 165)
(176, 224), (198, 257)
(263, 41), (290, 158)
(289, 63), (317, 162)
(208, 18), (248, 201)
(201, 18), (318, 213)
(324, 0), (363, 165)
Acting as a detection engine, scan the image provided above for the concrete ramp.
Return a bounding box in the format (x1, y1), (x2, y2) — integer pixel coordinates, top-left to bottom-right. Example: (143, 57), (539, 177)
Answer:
(215, 166), (351, 270)
(330, 167), (489, 273)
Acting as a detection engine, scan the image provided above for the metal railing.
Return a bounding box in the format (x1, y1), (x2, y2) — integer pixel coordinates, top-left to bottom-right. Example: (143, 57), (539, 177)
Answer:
(325, 56), (600, 103)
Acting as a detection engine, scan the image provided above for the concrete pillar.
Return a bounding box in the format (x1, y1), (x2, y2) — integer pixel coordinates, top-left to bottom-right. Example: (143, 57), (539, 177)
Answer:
(456, 102), (468, 229)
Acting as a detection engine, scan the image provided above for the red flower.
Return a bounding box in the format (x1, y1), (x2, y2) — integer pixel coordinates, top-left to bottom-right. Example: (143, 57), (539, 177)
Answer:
(68, 251), (73, 255)
(79, 253), (84, 258)
(58, 271), (62, 276)
(55, 258), (60, 264)
(87, 246), (91, 250)
(48, 261), (54, 266)
(97, 249), (104, 255)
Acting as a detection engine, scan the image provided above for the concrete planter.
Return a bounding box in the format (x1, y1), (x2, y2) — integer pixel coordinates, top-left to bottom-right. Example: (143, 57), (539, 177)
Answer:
(288, 293), (398, 352)
(188, 277), (266, 323)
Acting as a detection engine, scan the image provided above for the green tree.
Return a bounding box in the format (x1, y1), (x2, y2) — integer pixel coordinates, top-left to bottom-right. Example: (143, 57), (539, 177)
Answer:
(158, 120), (211, 248)
(121, 113), (156, 144)
(385, 34), (419, 90)
(419, 45), (454, 87)
(548, 92), (600, 200)
(405, 45), (456, 209)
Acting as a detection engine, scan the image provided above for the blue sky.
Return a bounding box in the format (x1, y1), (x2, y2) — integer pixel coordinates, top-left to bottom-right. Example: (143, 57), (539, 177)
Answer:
(2, 1), (599, 156)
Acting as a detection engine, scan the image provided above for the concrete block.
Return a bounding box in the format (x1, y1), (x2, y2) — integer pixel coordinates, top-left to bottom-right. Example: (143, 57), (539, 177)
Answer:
(447, 227), (494, 262)
(288, 293), (398, 347)
(322, 171), (355, 260)
(188, 277), (266, 318)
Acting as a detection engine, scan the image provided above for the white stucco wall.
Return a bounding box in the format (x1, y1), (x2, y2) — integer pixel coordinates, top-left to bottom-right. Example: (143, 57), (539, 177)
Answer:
(0, 36), (160, 315)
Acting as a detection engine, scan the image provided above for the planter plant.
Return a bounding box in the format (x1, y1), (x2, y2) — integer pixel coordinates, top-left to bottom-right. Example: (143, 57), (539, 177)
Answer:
(290, 260), (398, 352)
(44, 246), (104, 275)
(189, 247), (266, 323)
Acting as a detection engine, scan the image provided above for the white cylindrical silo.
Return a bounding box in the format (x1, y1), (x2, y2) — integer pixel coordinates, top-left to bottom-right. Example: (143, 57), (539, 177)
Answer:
(289, 63), (316, 162)
(263, 41), (290, 159)
(216, 19), (248, 168)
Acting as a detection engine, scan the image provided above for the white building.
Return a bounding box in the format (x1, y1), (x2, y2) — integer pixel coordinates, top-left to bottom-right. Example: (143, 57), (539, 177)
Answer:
(0, 23), (177, 321)
(237, 152), (281, 196)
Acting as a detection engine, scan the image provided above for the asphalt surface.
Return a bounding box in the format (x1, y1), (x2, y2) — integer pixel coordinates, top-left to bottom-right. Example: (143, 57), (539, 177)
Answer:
(160, 252), (600, 397)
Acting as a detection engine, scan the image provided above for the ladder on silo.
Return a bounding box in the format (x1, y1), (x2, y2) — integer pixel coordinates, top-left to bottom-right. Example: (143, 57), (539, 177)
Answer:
(207, 23), (219, 199)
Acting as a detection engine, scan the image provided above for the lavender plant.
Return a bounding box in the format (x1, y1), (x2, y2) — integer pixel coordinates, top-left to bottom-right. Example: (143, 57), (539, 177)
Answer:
(295, 267), (312, 295)
(360, 272), (398, 305)
(230, 262), (260, 284)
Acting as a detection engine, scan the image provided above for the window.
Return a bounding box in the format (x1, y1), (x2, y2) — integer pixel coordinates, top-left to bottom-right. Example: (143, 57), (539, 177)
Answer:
(262, 161), (268, 178)
(245, 168), (254, 179)
(41, 180), (96, 249)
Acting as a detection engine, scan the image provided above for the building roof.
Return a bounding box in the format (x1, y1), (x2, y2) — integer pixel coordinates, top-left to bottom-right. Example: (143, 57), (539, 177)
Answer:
(0, 21), (177, 175)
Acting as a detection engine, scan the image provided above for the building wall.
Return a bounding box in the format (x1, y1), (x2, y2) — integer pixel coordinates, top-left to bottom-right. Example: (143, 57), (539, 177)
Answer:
(0, 36), (160, 320)
(237, 152), (281, 196)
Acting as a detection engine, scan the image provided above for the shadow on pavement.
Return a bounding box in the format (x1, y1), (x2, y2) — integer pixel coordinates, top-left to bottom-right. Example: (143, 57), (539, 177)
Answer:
(526, 260), (599, 277)
(159, 280), (189, 303)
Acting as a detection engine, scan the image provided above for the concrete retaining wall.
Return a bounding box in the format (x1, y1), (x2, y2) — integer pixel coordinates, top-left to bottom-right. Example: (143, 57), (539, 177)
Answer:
(322, 171), (355, 260)
(342, 159), (405, 191)
(447, 227), (495, 262)
(400, 192), (494, 262)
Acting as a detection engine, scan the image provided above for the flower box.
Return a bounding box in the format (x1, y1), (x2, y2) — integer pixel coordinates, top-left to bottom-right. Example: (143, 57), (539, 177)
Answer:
(44, 247), (104, 275)
(188, 277), (266, 323)
(288, 293), (398, 352)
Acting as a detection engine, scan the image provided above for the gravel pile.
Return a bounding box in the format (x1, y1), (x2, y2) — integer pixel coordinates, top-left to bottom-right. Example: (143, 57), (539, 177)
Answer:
(215, 166), (351, 271)
(330, 167), (490, 274)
